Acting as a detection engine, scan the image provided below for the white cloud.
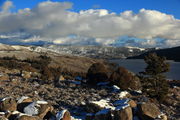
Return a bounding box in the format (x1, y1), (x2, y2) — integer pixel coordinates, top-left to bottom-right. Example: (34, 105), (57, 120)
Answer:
(0, 1), (180, 47)
(1, 0), (13, 12)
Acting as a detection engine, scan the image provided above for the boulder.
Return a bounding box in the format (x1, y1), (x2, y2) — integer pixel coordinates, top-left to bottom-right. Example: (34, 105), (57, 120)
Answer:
(109, 67), (142, 91)
(86, 63), (109, 84)
(86, 99), (114, 113)
(17, 96), (33, 112)
(0, 97), (17, 112)
(114, 106), (133, 120)
(23, 101), (53, 119)
(56, 110), (71, 120)
(94, 109), (112, 120)
(137, 102), (161, 120)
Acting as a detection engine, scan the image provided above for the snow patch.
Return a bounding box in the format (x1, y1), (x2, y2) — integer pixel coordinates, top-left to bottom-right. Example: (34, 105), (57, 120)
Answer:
(0, 97), (11, 102)
(112, 85), (120, 92)
(135, 90), (142, 94)
(17, 96), (29, 104)
(90, 99), (115, 110)
(12, 111), (21, 115)
(36, 100), (48, 104)
(23, 102), (39, 116)
(0, 112), (5, 115)
(119, 91), (129, 98)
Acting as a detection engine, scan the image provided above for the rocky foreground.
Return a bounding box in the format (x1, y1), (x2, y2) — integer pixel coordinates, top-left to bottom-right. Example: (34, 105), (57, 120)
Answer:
(0, 66), (179, 120)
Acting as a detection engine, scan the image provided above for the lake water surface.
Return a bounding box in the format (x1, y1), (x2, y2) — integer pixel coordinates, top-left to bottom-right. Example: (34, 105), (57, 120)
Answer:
(110, 59), (180, 80)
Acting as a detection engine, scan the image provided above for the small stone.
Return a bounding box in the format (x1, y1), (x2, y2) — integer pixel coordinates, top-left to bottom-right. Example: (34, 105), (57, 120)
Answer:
(128, 100), (137, 108)
(0, 97), (17, 112)
(114, 106), (133, 120)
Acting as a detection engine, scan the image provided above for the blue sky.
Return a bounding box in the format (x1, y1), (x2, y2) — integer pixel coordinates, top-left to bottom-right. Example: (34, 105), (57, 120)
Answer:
(1, 0), (180, 18)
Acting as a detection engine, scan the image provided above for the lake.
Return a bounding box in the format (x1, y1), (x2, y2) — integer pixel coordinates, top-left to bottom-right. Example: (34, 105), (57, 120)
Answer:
(110, 59), (180, 80)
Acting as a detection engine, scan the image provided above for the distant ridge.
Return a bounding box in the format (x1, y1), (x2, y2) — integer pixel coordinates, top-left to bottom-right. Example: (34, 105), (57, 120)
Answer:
(128, 46), (180, 62)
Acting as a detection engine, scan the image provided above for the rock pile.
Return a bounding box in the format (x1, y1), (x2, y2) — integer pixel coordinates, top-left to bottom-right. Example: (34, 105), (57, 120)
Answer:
(0, 97), (72, 120)
(85, 98), (167, 120)
(0, 66), (179, 120)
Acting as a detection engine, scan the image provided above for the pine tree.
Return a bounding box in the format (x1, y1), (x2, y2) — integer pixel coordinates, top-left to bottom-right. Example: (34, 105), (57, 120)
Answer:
(139, 53), (170, 101)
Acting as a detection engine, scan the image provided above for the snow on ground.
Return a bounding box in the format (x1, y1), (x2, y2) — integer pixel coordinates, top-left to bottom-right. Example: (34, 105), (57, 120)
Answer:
(118, 91), (129, 98)
(23, 102), (39, 116)
(17, 96), (29, 104)
(90, 99), (115, 110)
(112, 85), (120, 92)
(36, 100), (48, 104)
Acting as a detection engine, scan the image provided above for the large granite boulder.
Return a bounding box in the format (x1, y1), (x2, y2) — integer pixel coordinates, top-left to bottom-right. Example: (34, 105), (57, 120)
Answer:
(109, 67), (142, 91)
(137, 102), (161, 120)
(86, 63), (109, 84)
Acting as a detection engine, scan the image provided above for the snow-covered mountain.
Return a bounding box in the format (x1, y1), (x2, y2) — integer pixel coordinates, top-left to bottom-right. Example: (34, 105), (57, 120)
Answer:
(0, 43), (149, 59)
(44, 45), (149, 59)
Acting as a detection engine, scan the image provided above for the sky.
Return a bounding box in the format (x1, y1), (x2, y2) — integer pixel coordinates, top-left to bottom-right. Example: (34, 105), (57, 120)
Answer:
(0, 0), (180, 47)
(4, 0), (180, 19)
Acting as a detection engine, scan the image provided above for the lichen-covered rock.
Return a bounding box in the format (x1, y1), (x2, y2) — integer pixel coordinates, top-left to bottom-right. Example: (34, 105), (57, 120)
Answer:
(137, 102), (161, 120)
(0, 97), (17, 112)
(109, 67), (142, 91)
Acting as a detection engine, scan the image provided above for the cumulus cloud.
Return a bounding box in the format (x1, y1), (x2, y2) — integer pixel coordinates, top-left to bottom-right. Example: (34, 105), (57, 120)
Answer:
(0, 0), (180, 47)
(0, 0), (13, 12)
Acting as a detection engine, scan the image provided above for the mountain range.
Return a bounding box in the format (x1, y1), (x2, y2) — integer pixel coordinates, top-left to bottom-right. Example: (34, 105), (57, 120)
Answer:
(128, 46), (180, 61)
